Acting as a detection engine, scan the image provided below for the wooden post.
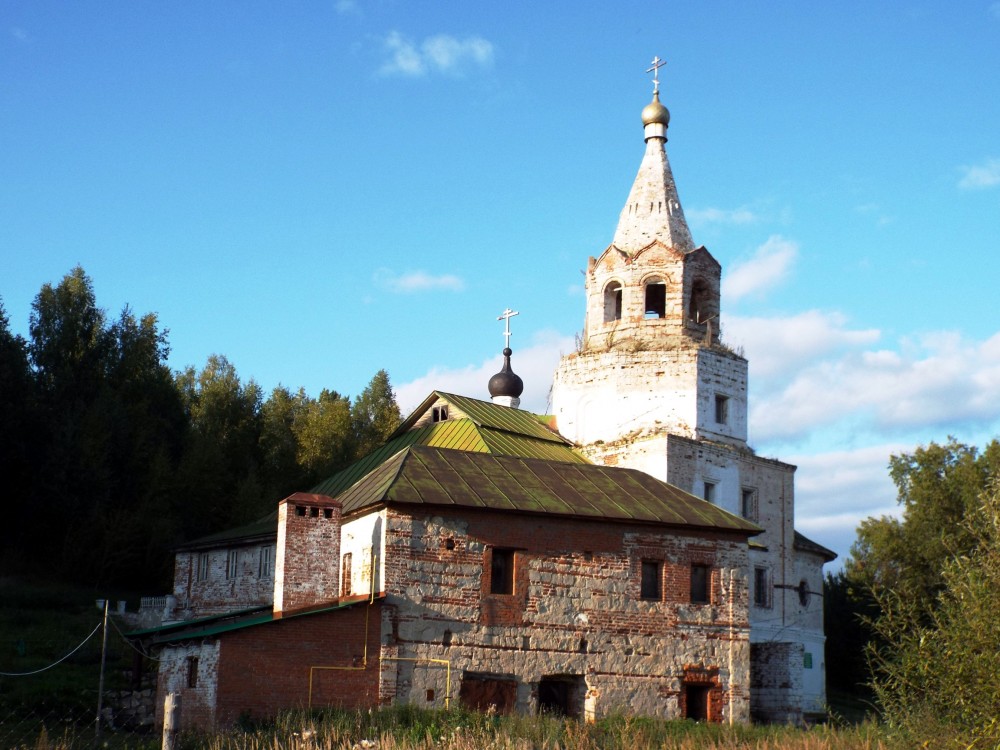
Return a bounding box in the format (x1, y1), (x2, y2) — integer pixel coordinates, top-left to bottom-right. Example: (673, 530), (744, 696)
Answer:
(162, 693), (180, 750)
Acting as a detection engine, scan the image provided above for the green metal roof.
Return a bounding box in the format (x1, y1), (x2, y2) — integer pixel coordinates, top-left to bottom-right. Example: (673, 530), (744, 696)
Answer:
(336, 445), (761, 535)
(177, 512), (278, 551)
(312, 393), (584, 500)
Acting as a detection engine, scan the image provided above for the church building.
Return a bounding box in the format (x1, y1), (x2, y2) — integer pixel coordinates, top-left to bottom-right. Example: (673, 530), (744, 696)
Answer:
(130, 62), (833, 729)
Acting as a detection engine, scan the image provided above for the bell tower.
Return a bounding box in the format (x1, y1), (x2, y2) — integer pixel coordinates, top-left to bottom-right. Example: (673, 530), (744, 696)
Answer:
(552, 60), (748, 479)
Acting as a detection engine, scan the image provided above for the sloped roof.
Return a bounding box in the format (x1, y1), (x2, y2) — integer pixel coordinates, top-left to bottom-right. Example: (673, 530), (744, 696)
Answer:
(335, 444), (760, 535)
(794, 530), (837, 562)
(312, 392), (583, 499)
(176, 512), (278, 551)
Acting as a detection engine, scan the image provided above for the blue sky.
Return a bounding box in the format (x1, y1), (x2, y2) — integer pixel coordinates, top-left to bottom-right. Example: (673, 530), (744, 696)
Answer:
(3, 1), (1000, 564)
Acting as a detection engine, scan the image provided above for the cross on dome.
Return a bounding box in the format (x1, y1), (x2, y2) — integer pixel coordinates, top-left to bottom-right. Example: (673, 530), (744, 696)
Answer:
(497, 308), (519, 349)
(646, 55), (666, 94)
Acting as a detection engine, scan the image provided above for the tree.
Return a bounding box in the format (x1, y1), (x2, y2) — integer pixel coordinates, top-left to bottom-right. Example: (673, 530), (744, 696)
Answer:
(846, 439), (1000, 616)
(868, 481), (1000, 746)
(351, 369), (402, 459)
(296, 388), (353, 483)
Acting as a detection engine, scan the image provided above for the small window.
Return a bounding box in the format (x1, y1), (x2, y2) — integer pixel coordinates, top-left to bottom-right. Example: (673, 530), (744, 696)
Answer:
(741, 488), (757, 521)
(187, 656), (199, 688)
(258, 545), (274, 578)
(341, 552), (353, 597)
(714, 395), (729, 425)
(197, 553), (210, 582)
(644, 279), (666, 319)
(804, 652), (814, 669)
(754, 567), (772, 608)
(490, 548), (514, 595)
(227, 550), (238, 580)
(603, 282), (623, 323)
(432, 405), (449, 423)
(798, 579), (810, 608)
(703, 481), (716, 503)
(690, 564), (710, 604)
(640, 560), (661, 600)
(443, 630), (453, 647)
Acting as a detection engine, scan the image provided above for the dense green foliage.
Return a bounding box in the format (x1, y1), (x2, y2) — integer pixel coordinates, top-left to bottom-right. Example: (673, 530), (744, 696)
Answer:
(0, 267), (402, 590)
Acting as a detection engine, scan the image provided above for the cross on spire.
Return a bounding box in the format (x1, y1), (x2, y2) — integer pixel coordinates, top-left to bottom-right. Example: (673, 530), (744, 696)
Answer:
(646, 55), (666, 94)
(497, 308), (519, 349)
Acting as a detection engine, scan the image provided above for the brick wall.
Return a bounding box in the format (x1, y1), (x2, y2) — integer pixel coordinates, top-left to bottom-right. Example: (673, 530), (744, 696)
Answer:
(275, 493), (341, 616)
(172, 543), (275, 619)
(377, 506), (752, 722)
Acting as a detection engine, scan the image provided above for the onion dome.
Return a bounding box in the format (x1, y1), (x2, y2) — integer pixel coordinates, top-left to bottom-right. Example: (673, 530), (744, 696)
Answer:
(641, 90), (670, 128)
(488, 347), (524, 406)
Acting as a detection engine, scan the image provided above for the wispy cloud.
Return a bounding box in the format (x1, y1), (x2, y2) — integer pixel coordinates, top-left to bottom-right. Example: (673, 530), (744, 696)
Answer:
(379, 31), (495, 78)
(958, 157), (1000, 190)
(395, 330), (574, 415)
(722, 235), (798, 301)
(686, 206), (757, 227)
(374, 269), (465, 293)
(750, 330), (1000, 442)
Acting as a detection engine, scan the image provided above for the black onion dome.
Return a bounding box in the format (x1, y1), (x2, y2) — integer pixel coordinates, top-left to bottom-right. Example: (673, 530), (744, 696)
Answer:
(488, 347), (524, 398)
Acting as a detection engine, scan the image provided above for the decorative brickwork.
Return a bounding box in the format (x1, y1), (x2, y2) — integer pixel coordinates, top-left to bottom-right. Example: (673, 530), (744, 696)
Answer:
(274, 493), (342, 616)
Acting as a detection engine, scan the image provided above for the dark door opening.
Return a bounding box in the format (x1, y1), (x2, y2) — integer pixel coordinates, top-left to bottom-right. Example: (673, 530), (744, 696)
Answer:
(684, 684), (709, 721)
(538, 678), (570, 715)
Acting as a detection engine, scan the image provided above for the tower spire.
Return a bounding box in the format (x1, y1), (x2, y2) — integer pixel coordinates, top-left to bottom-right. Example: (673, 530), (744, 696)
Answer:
(611, 56), (694, 255)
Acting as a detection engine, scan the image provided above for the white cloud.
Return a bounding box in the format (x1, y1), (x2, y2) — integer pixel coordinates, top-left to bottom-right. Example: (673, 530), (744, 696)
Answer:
(374, 269), (465, 293)
(750, 330), (1000, 442)
(958, 157), (1000, 190)
(722, 235), (798, 301)
(686, 206), (757, 227)
(379, 31), (495, 78)
(395, 330), (574, 415)
(725, 310), (880, 378)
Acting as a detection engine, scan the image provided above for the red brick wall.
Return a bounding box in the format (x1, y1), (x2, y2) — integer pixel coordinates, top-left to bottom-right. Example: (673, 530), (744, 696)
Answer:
(275, 493), (342, 615)
(214, 601), (382, 727)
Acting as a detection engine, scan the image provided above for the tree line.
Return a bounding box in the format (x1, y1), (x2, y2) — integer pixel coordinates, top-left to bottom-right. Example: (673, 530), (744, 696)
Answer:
(825, 437), (1000, 744)
(0, 266), (401, 591)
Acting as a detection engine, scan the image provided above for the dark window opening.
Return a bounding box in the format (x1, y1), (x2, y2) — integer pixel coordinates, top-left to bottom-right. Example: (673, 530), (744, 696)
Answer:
(640, 560), (661, 600)
(691, 564), (710, 604)
(187, 657), (199, 689)
(227, 550), (238, 580)
(689, 279), (711, 324)
(804, 652), (814, 669)
(490, 548), (515, 595)
(538, 676), (584, 718)
(426, 689), (435, 701)
(603, 282), (623, 323)
(445, 538), (455, 550)
(324, 508), (333, 519)
(295, 505), (306, 517)
(443, 629), (453, 647)
(432, 405), (449, 422)
(798, 579), (810, 607)
(754, 567), (771, 608)
(644, 280), (666, 319)
(197, 553), (209, 582)
(684, 684), (709, 721)
(741, 488), (757, 521)
(714, 395), (729, 425)
(703, 481), (716, 503)
(578, 638), (588, 653)
(310, 506), (319, 518)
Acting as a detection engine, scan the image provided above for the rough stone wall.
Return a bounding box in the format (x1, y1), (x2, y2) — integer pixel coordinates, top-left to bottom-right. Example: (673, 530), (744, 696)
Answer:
(155, 641), (221, 731)
(377, 506), (752, 722)
(275, 493), (342, 616)
(792, 549), (829, 716)
(750, 641), (803, 723)
(172, 543), (275, 619)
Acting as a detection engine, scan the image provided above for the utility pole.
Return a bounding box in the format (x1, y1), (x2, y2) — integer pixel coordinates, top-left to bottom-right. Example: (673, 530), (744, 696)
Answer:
(95, 598), (109, 742)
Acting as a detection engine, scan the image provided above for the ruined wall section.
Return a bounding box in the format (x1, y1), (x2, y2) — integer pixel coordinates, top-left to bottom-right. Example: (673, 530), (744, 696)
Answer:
(155, 640), (221, 731)
(172, 542), (276, 620)
(379, 507), (752, 723)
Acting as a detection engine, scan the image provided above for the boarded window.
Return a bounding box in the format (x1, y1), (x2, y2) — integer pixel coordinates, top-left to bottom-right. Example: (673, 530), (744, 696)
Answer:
(341, 552), (353, 597)
(459, 672), (517, 715)
(691, 564), (710, 604)
(490, 549), (515, 595)
(640, 560), (661, 600)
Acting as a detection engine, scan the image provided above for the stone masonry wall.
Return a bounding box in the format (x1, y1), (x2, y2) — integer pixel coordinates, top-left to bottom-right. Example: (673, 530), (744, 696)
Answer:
(172, 543), (275, 620)
(376, 506), (751, 722)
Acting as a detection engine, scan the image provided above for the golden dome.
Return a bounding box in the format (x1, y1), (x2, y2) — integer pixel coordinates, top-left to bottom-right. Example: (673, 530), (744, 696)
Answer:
(641, 91), (670, 127)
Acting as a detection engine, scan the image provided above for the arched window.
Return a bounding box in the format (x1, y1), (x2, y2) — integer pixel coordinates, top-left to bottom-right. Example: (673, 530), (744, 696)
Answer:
(603, 281), (622, 323)
(644, 277), (666, 319)
(689, 279), (710, 323)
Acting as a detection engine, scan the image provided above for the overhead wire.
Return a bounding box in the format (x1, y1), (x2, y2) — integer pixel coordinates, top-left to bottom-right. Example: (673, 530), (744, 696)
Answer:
(0, 621), (102, 677)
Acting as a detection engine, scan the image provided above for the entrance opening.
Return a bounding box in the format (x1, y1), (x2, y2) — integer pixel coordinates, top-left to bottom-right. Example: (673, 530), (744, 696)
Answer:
(538, 675), (584, 717)
(684, 684), (710, 721)
(459, 672), (517, 715)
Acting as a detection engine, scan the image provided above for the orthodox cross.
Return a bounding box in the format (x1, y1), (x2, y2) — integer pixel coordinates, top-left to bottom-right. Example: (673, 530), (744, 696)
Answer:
(497, 308), (519, 349)
(646, 55), (666, 94)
